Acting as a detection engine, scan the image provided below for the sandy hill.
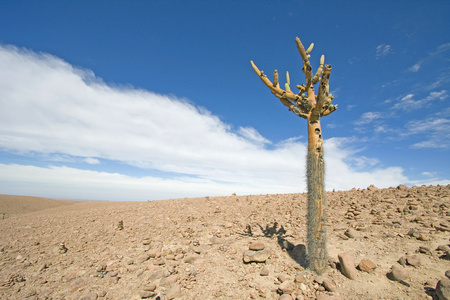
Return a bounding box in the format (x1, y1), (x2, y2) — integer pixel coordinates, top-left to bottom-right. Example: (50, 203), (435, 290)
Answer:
(0, 194), (80, 216)
(0, 185), (449, 299)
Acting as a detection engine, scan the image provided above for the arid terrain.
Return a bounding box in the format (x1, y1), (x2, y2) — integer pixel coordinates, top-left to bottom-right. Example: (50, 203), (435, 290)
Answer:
(0, 184), (449, 300)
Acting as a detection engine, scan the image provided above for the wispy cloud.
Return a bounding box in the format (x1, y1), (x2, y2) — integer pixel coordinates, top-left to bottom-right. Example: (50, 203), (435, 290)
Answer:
(376, 44), (392, 59)
(393, 90), (448, 111)
(354, 111), (384, 125)
(402, 117), (450, 149)
(408, 63), (421, 72)
(0, 45), (413, 200)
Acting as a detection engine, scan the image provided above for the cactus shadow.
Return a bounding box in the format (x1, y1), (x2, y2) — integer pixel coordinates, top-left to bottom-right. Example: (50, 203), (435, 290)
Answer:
(257, 222), (309, 269)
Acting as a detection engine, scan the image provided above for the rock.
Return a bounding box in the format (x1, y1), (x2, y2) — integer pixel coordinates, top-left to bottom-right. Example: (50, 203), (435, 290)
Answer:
(406, 255), (421, 267)
(260, 266), (269, 276)
(338, 252), (357, 280)
(143, 283), (156, 291)
(159, 274), (179, 287)
(140, 291), (155, 299)
(79, 292), (98, 300)
(278, 274), (290, 283)
(446, 270), (450, 279)
(209, 236), (225, 245)
(358, 258), (376, 272)
(344, 228), (361, 239)
(436, 277), (450, 300)
(438, 245), (450, 252)
(418, 246), (432, 255)
(278, 280), (295, 294)
(249, 241), (265, 251)
(322, 278), (337, 292)
(388, 265), (409, 282)
(243, 248), (271, 263)
(295, 274), (305, 283)
(165, 284), (181, 300)
(417, 233), (430, 241)
(279, 294), (292, 300)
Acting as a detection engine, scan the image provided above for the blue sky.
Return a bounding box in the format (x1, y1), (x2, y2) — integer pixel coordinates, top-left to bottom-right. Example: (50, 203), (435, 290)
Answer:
(0, 0), (449, 201)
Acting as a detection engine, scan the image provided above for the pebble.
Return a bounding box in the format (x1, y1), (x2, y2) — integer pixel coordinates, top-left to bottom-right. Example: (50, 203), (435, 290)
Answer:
(143, 283), (156, 291)
(243, 248), (271, 263)
(436, 277), (450, 300)
(278, 280), (295, 294)
(249, 241), (265, 251)
(338, 252), (357, 279)
(345, 228), (360, 239)
(388, 265), (409, 282)
(322, 278), (337, 292)
(417, 233), (430, 241)
(165, 284), (181, 300)
(358, 258), (376, 272)
(418, 246), (432, 255)
(139, 291), (155, 299)
(406, 255), (421, 267)
(159, 274), (179, 287)
(260, 266), (269, 276)
(279, 294), (292, 300)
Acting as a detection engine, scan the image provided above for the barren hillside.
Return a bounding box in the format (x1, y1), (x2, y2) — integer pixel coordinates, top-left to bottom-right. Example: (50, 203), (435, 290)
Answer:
(0, 185), (449, 299)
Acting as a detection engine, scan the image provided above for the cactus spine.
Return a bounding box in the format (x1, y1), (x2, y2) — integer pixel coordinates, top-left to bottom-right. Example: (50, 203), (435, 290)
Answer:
(250, 37), (337, 274)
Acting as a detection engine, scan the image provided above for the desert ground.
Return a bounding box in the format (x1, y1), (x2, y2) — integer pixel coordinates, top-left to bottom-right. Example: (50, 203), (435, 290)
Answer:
(0, 184), (449, 300)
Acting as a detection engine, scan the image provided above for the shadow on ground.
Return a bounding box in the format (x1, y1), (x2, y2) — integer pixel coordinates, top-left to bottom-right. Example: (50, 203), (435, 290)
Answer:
(242, 222), (309, 269)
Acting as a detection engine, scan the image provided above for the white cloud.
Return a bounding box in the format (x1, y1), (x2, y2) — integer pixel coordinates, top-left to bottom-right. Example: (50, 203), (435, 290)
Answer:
(238, 126), (271, 146)
(403, 117), (450, 149)
(84, 157), (100, 165)
(0, 45), (417, 200)
(393, 90), (448, 111)
(354, 111), (384, 125)
(376, 44), (392, 59)
(408, 63), (421, 72)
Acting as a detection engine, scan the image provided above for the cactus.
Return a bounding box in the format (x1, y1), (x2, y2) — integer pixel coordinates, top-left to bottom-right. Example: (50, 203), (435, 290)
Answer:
(250, 37), (337, 274)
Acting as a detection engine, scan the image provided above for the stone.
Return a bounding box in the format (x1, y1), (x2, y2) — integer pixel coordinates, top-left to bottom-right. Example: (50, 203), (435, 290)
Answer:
(278, 280), (295, 294)
(417, 233), (430, 241)
(358, 258), (376, 272)
(345, 228), (360, 239)
(165, 284), (181, 300)
(322, 278), (337, 292)
(338, 252), (357, 280)
(159, 274), (179, 287)
(406, 255), (421, 267)
(438, 245), (450, 252)
(388, 265), (409, 282)
(278, 274), (290, 283)
(418, 246), (432, 255)
(140, 291), (155, 299)
(79, 292), (98, 300)
(249, 241), (265, 251)
(243, 248), (271, 263)
(260, 266), (269, 276)
(143, 282), (156, 291)
(446, 270), (450, 279)
(436, 277), (450, 300)
(279, 294), (292, 300)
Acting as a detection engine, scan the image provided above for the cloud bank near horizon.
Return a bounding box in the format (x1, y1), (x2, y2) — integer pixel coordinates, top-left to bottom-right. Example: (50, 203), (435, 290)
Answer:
(0, 45), (445, 201)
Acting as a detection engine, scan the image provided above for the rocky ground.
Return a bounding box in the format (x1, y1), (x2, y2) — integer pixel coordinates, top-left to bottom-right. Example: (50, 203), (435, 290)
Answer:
(0, 184), (449, 300)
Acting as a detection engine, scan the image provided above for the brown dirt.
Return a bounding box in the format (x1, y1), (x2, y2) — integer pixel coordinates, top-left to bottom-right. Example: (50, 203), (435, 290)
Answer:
(0, 194), (80, 216)
(0, 185), (449, 299)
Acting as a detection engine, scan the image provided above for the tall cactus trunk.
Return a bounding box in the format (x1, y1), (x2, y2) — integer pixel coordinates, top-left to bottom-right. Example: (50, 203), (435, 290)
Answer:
(306, 118), (327, 274)
(251, 36), (337, 274)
